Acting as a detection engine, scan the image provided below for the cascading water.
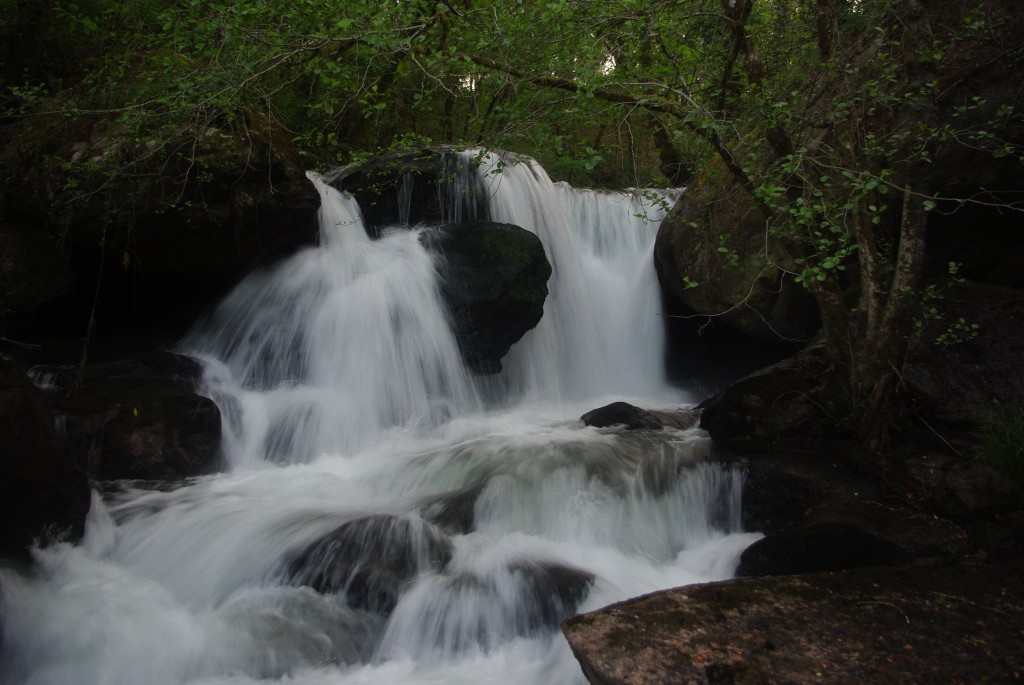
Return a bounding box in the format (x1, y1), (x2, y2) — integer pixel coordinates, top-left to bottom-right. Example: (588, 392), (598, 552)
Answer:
(474, 151), (681, 401)
(0, 152), (759, 685)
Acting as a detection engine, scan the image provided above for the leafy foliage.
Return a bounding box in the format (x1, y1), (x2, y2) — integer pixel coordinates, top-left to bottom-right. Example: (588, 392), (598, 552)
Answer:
(2, 0), (1023, 448)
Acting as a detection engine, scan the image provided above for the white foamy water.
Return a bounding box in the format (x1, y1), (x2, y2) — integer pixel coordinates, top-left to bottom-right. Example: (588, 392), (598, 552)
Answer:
(0, 153), (758, 685)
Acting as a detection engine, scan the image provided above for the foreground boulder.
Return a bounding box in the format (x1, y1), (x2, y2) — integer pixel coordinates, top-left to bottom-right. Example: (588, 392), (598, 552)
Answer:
(425, 220), (550, 374)
(563, 562), (1024, 685)
(46, 352), (222, 481)
(0, 355), (90, 559)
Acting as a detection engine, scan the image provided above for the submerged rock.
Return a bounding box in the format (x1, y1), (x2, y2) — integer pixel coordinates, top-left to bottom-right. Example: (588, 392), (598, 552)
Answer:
(419, 486), (483, 535)
(285, 515), (453, 615)
(581, 402), (663, 430)
(424, 220), (551, 374)
(0, 355), (91, 559)
(385, 559), (595, 653)
(218, 586), (385, 677)
(508, 561), (595, 632)
(562, 563), (1024, 685)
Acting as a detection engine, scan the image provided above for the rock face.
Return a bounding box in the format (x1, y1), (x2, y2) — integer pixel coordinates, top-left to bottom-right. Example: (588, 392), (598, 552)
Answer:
(0, 355), (90, 559)
(562, 562), (1024, 685)
(698, 342), (839, 453)
(0, 114), (320, 343)
(46, 352), (222, 481)
(424, 220), (551, 374)
(653, 161), (821, 344)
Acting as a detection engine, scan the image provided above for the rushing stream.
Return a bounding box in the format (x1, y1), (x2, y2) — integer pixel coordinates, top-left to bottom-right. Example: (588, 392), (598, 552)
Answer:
(1, 151), (759, 685)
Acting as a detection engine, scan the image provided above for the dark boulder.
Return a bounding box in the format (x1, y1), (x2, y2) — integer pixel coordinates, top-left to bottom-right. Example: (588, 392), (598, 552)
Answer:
(737, 492), (969, 578)
(285, 515), (453, 615)
(698, 342), (842, 453)
(47, 352), (222, 481)
(735, 452), (968, 577)
(739, 453), (881, 535)
(0, 354), (90, 559)
(424, 220), (551, 374)
(736, 521), (910, 577)
(581, 402), (663, 431)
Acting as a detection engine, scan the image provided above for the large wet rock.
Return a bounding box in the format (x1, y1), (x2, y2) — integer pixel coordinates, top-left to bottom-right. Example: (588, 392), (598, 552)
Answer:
(581, 402), (663, 431)
(285, 515), (454, 615)
(0, 355), (90, 559)
(46, 352), (222, 481)
(425, 220), (550, 374)
(562, 562), (1024, 685)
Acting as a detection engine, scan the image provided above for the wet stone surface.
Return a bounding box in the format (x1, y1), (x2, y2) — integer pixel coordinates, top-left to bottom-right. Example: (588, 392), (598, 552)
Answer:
(563, 562), (1024, 685)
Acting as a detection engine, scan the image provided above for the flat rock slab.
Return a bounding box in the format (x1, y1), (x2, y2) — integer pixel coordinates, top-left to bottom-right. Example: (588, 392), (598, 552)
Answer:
(563, 563), (1024, 685)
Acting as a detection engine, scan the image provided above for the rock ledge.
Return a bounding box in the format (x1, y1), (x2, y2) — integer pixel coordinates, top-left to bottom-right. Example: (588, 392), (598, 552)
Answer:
(563, 563), (1024, 685)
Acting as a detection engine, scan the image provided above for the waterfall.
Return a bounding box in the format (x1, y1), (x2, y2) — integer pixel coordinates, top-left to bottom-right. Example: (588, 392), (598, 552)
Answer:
(0, 153), (758, 685)
(472, 150), (681, 400)
(184, 173), (482, 467)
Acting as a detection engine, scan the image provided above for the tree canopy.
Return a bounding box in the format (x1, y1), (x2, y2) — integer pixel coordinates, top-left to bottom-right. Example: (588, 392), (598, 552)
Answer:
(3, 0), (1022, 449)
